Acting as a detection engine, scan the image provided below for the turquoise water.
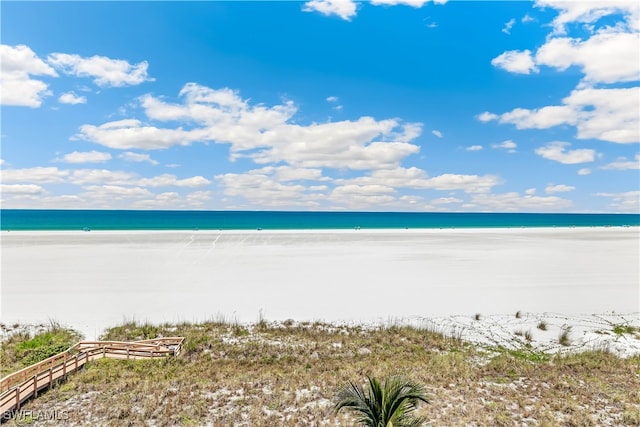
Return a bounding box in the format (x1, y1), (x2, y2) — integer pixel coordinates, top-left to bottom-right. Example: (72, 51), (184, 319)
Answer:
(1, 210), (638, 230)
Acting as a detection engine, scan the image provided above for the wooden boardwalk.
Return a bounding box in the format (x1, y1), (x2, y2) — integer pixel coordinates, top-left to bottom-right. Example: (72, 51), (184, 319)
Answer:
(0, 337), (184, 417)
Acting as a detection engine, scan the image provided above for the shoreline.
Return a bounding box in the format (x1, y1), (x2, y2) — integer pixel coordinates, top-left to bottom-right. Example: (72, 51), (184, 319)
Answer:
(3, 224), (639, 233)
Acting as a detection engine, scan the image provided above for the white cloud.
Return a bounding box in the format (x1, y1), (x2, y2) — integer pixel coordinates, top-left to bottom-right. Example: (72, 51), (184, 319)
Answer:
(595, 190), (640, 212)
(469, 192), (572, 211)
(525, 188), (537, 195)
(491, 50), (538, 74)
(303, 0), (446, 21)
(486, 2), (640, 150)
(522, 14), (535, 23)
(545, 184), (576, 193)
(492, 140), (517, 153)
(302, 0), (357, 21)
(58, 92), (87, 105)
(600, 154), (640, 170)
(326, 96), (339, 102)
(75, 119), (209, 150)
(329, 184), (396, 209)
(502, 18), (516, 34)
(371, 0), (433, 7)
(57, 150), (112, 164)
(254, 166), (328, 182)
(137, 174), (211, 188)
(1, 167), (69, 183)
(1, 166), (210, 192)
(0, 184), (47, 195)
(216, 170), (324, 208)
(131, 192), (181, 209)
(466, 145), (483, 151)
(430, 196), (462, 205)
(0, 44), (57, 107)
(337, 167), (501, 194)
(118, 152), (159, 165)
(131, 190), (212, 209)
(535, 0), (640, 35)
(431, 130), (443, 138)
(535, 30), (640, 85)
(535, 141), (596, 164)
(485, 87), (639, 144)
(68, 169), (138, 186)
(78, 83), (423, 171)
(82, 185), (152, 199)
(47, 53), (154, 87)
(578, 168), (592, 175)
(496, 105), (576, 129)
(477, 112), (499, 122)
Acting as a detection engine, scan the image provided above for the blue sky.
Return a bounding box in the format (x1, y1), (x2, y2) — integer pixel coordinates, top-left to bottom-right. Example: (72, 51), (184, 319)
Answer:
(1, 0), (638, 212)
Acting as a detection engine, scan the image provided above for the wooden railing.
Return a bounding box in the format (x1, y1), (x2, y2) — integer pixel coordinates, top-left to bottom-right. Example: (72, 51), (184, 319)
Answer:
(0, 337), (184, 417)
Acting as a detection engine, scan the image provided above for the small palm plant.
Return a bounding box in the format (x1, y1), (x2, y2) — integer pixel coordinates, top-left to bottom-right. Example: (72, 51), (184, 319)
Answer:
(333, 374), (429, 427)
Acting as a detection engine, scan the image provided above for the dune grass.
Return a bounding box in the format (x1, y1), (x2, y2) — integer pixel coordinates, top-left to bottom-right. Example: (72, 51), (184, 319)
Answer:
(1, 319), (639, 426)
(0, 321), (82, 377)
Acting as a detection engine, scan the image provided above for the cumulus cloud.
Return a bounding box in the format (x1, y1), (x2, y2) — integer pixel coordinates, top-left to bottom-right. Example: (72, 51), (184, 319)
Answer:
(1, 167), (70, 183)
(371, 0), (436, 7)
(82, 185), (152, 200)
(477, 112), (499, 122)
(431, 130), (443, 138)
(0, 184), (47, 195)
(484, 87), (639, 144)
(137, 174), (210, 188)
(535, 0), (639, 35)
(75, 119), (209, 150)
(595, 190), (640, 212)
(577, 168), (592, 175)
(132, 190), (212, 209)
(502, 18), (516, 34)
(485, 1), (640, 146)
(491, 50), (538, 74)
(468, 192), (572, 211)
(1, 166), (210, 191)
(545, 184), (576, 193)
(329, 184), (395, 209)
(466, 145), (483, 151)
(535, 142), (597, 164)
(492, 140), (517, 153)
(336, 167), (501, 193)
(77, 83), (423, 171)
(47, 53), (154, 87)
(303, 0), (445, 21)
(118, 152), (159, 165)
(600, 154), (640, 170)
(56, 150), (112, 164)
(0, 44), (57, 107)
(302, 0), (358, 20)
(535, 30), (640, 85)
(216, 170), (325, 208)
(58, 92), (87, 105)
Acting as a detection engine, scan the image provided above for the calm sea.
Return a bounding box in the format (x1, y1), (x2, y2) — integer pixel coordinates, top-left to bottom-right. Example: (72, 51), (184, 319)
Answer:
(1, 210), (638, 231)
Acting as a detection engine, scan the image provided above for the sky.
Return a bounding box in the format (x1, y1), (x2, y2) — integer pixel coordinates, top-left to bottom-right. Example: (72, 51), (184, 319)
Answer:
(1, 0), (638, 212)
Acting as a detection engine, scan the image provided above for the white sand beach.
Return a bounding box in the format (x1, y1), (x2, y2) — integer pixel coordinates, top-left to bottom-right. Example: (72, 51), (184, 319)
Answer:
(1, 227), (639, 353)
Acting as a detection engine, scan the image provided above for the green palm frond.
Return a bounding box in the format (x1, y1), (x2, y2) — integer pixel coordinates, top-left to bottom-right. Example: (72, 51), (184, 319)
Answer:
(334, 374), (429, 427)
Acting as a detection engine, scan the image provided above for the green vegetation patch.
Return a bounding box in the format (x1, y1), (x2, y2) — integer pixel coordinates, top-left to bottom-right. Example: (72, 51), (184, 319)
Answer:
(1, 322), (82, 376)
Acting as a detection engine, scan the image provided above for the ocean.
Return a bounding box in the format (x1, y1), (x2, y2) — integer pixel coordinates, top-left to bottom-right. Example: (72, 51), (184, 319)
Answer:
(1, 209), (639, 231)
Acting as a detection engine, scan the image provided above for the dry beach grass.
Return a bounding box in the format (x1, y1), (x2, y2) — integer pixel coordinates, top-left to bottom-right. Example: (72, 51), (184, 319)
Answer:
(1, 317), (639, 426)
